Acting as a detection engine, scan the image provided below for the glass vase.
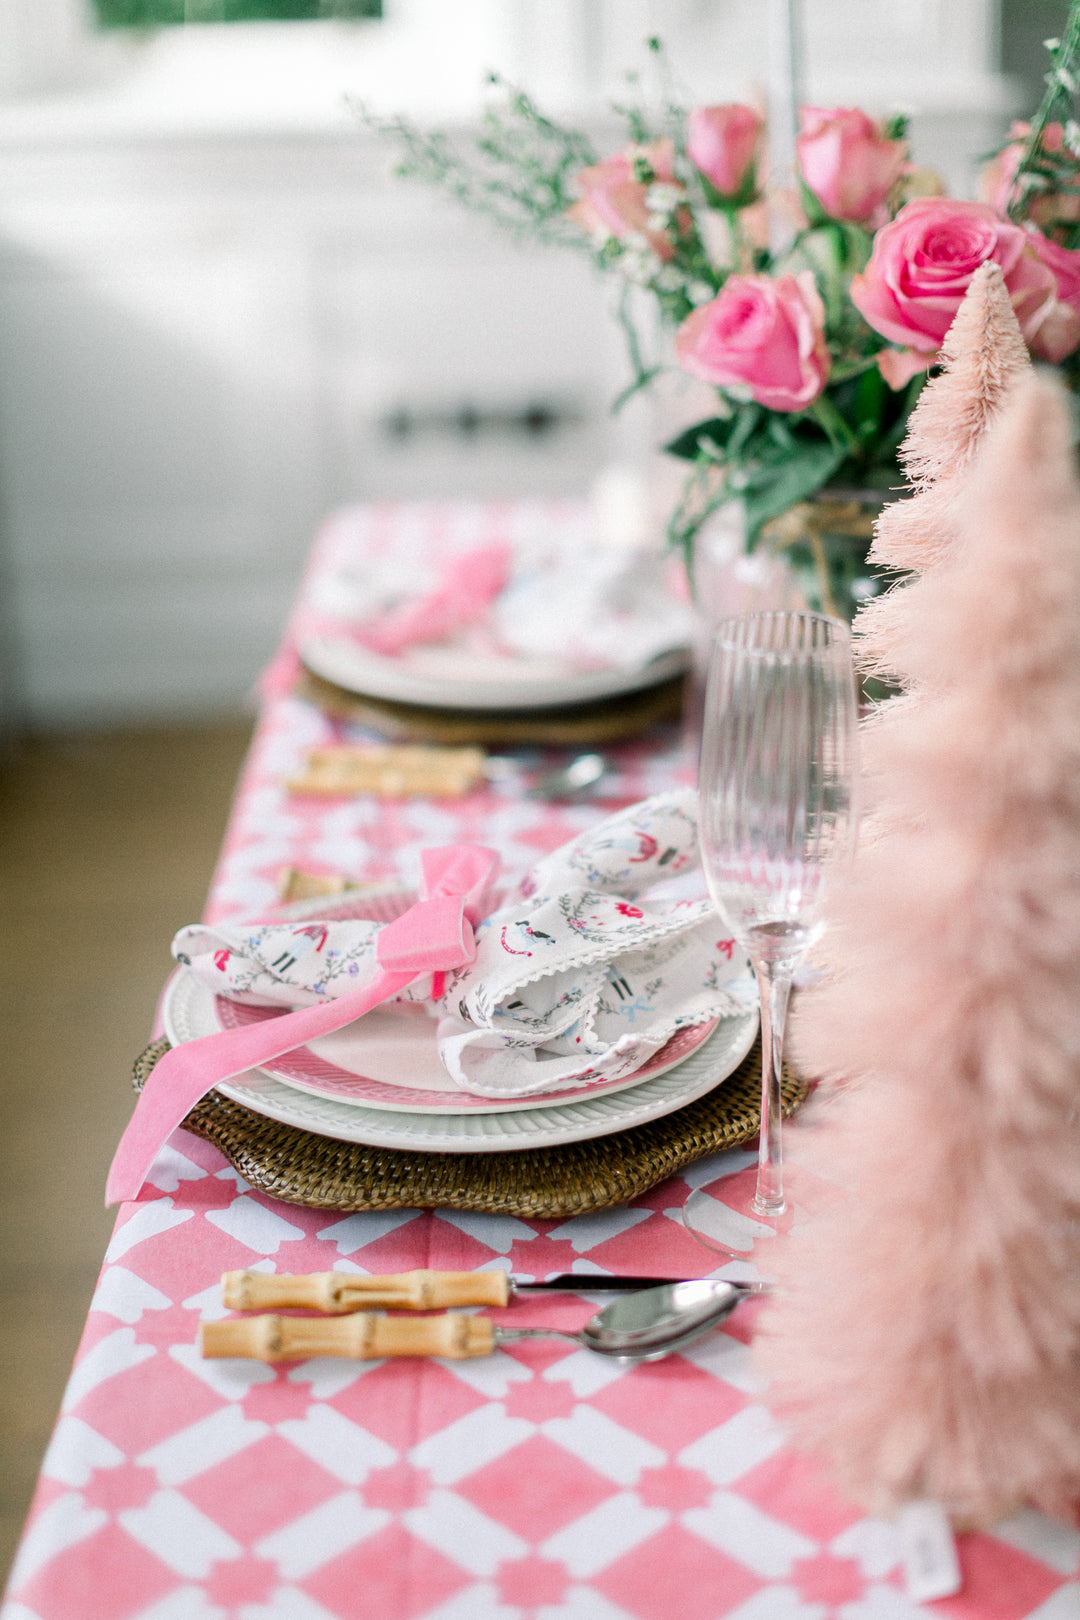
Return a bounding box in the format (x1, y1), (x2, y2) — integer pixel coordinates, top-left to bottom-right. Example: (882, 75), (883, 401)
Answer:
(758, 489), (891, 625)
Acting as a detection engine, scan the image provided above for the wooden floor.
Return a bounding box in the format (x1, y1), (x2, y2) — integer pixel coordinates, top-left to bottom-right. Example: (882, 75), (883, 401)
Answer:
(0, 719), (253, 1587)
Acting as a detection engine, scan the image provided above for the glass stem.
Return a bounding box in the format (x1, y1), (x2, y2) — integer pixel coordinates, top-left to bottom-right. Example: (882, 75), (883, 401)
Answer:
(752, 957), (794, 1218)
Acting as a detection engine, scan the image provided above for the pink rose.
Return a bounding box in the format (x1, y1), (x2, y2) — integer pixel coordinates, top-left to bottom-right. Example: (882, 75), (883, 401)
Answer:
(675, 271), (829, 412)
(876, 347), (936, 390)
(797, 106), (907, 223)
(980, 122), (1080, 233)
(850, 198), (1057, 351)
(687, 105), (763, 202)
(1024, 231), (1080, 360)
(568, 138), (680, 261)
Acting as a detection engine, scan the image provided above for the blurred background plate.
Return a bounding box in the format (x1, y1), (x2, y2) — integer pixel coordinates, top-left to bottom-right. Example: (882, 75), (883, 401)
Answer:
(301, 633), (689, 712)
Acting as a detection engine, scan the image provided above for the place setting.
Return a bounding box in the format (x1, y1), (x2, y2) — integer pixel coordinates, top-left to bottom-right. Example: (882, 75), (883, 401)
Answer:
(289, 486), (698, 747)
(123, 787), (806, 1215)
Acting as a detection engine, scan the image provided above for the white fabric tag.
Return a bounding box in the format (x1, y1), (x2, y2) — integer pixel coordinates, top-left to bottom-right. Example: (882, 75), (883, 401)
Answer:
(897, 1501), (963, 1602)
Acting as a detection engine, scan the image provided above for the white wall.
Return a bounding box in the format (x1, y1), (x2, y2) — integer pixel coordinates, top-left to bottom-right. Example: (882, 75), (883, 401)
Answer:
(0, 0), (1018, 728)
(0, 132), (625, 726)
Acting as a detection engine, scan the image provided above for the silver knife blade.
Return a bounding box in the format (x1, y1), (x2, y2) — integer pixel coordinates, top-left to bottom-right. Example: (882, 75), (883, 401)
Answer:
(509, 1274), (697, 1295)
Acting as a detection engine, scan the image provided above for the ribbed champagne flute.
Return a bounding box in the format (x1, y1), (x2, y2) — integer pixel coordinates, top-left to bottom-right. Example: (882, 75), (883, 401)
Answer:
(684, 610), (859, 1255)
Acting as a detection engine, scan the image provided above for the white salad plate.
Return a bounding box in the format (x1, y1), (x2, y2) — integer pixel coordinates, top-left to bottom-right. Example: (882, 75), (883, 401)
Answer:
(300, 634), (688, 712)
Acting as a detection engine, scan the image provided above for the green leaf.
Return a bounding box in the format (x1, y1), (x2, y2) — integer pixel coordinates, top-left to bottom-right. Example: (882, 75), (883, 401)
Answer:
(741, 440), (846, 545)
(796, 176), (830, 228)
(663, 414), (737, 461)
(807, 394), (861, 456)
(727, 403), (765, 460)
(697, 169), (760, 211)
(851, 364), (886, 442)
(828, 356), (879, 385)
(836, 220), (874, 274)
(875, 369), (927, 463)
(765, 414), (797, 451)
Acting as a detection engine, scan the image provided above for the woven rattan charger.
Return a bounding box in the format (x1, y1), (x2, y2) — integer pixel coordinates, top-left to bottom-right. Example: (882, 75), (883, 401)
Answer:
(134, 1035), (806, 1219)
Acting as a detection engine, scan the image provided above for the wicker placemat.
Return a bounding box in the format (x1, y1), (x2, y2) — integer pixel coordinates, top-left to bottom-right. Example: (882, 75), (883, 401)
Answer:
(294, 666), (685, 746)
(133, 1036), (807, 1218)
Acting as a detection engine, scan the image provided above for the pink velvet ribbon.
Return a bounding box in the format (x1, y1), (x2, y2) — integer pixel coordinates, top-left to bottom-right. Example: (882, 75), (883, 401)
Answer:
(105, 844), (499, 1206)
(356, 541), (510, 657)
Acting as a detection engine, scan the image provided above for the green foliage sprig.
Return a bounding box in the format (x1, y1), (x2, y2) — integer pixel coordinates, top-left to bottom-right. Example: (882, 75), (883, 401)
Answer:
(1008, 8), (1080, 241)
(353, 81), (597, 247)
(357, 50), (919, 573)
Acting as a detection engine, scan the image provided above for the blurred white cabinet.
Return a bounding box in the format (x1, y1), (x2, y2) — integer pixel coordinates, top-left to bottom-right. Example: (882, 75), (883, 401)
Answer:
(0, 134), (618, 727)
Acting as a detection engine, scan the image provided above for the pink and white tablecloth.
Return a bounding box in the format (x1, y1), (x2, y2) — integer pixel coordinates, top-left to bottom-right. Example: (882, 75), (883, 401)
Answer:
(5, 502), (1079, 1620)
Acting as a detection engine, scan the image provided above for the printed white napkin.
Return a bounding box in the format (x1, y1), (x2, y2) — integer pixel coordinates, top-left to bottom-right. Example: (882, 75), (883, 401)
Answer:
(311, 535), (694, 675)
(173, 790), (755, 1098)
(492, 548), (695, 673)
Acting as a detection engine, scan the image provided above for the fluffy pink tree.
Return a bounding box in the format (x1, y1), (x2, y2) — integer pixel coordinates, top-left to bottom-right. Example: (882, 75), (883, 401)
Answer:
(857, 260), (1031, 687)
(758, 372), (1080, 1525)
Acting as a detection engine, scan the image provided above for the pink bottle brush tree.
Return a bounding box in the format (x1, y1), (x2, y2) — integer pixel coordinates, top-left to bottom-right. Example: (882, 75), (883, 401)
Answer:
(757, 370), (1080, 1526)
(856, 260), (1031, 689)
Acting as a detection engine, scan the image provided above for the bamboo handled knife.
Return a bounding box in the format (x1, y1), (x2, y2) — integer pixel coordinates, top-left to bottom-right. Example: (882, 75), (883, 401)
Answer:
(221, 1268), (702, 1314)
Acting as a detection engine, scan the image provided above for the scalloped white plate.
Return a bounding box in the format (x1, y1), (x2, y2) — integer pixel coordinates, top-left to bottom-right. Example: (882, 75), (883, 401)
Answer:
(162, 969), (757, 1154)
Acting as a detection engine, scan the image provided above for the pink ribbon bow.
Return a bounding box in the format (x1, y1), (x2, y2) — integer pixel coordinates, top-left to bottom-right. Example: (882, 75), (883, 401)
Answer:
(356, 541), (510, 657)
(105, 844), (499, 1207)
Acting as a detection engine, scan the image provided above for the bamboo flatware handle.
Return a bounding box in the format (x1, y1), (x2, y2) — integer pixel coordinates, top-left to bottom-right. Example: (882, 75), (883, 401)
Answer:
(221, 1268), (511, 1313)
(201, 1311), (497, 1362)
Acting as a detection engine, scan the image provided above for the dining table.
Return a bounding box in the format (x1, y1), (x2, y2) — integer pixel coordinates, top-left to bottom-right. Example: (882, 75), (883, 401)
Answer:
(3, 498), (1077, 1620)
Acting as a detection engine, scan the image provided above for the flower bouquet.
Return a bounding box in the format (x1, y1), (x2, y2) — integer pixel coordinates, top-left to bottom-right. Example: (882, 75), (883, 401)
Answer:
(361, 17), (1080, 617)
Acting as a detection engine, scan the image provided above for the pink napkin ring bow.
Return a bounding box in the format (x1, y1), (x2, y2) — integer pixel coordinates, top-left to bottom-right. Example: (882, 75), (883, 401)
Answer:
(105, 844), (500, 1207)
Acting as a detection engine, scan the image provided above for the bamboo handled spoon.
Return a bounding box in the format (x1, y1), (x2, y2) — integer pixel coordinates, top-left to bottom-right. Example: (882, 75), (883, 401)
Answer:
(202, 1279), (755, 1364)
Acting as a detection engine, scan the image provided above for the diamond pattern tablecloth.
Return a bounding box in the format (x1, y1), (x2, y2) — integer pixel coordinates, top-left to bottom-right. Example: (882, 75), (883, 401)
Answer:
(5, 502), (1079, 1620)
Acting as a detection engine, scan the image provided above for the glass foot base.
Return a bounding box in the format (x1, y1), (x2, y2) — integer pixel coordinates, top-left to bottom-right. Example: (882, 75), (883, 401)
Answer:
(683, 1169), (795, 1263)
(683, 1160), (842, 1275)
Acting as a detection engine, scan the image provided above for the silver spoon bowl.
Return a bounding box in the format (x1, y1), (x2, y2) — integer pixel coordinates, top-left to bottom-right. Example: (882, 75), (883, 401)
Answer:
(482, 752), (608, 802)
(495, 1278), (760, 1361)
(526, 752), (607, 801)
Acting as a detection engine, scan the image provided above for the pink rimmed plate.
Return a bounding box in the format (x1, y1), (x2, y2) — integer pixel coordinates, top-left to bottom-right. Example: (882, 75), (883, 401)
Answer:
(212, 994), (719, 1115)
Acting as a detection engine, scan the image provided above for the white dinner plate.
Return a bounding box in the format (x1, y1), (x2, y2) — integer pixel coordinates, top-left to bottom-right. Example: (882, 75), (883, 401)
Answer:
(162, 970), (757, 1153)
(301, 634), (688, 712)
